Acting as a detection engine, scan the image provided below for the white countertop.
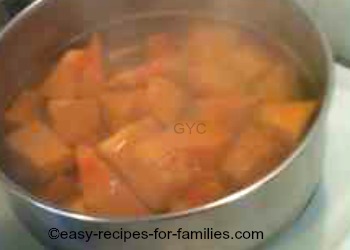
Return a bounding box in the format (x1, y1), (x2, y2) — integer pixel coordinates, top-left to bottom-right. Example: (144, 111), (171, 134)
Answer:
(1, 64), (350, 250)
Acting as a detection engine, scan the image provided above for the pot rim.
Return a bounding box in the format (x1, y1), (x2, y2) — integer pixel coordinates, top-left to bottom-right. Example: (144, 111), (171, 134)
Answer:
(0, 0), (334, 224)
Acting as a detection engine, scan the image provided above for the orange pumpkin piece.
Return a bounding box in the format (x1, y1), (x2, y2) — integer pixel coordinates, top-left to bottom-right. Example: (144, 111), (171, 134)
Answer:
(146, 33), (188, 82)
(251, 57), (302, 101)
(40, 49), (86, 99)
(98, 117), (162, 169)
(64, 195), (86, 214)
(188, 25), (242, 65)
(76, 146), (149, 216)
(194, 96), (258, 133)
(170, 171), (226, 212)
(146, 33), (176, 60)
(259, 101), (318, 141)
(227, 37), (275, 90)
(106, 60), (165, 90)
(6, 121), (73, 183)
(99, 90), (148, 133)
(146, 77), (187, 125)
(188, 26), (274, 96)
(41, 35), (105, 98)
(188, 27), (241, 96)
(34, 175), (80, 204)
(5, 90), (41, 129)
(159, 128), (231, 170)
(221, 123), (294, 188)
(106, 69), (144, 90)
(115, 135), (197, 211)
(108, 45), (141, 64)
(85, 35), (105, 84)
(48, 99), (102, 146)
(76, 34), (106, 98)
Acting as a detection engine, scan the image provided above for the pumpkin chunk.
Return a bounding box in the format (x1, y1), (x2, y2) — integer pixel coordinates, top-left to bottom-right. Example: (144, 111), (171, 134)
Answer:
(106, 61), (164, 90)
(113, 135), (197, 211)
(250, 57), (302, 101)
(48, 99), (102, 146)
(76, 146), (149, 216)
(76, 35), (106, 98)
(34, 175), (80, 203)
(146, 33), (188, 83)
(98, 117), (162, 170)
(5, 91), (41, 129)
(64, 195), (86, 214)
(169, 171), (226, 212)
(100, 90), (149, 133)
(40, 50), (85, 99)
(259, 101), (318, 141)
(146, 33), (176, 60)
(146, 77), (187, 125)
(188, 26), (274, 96)
(41, 35), (105, 99)
(157, 128), (231, 170)
(6, 121), (73, 183)
(193, 96), (258, 133)
(221, 124), (294, 188)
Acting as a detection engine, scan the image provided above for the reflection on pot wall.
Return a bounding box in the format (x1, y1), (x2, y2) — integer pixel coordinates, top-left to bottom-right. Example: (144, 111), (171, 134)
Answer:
(0, 4), (8, 26)
(1, 0), (350, 63)
(296, 0), (350, 63)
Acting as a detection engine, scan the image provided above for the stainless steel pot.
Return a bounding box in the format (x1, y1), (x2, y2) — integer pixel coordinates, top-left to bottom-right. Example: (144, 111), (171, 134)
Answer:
(0, 0), (333, 249)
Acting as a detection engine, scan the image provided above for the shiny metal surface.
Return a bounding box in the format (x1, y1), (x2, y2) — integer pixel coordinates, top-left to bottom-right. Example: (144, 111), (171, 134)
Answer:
(0, 0), (333, 249)
(0, 1), (8, 27)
